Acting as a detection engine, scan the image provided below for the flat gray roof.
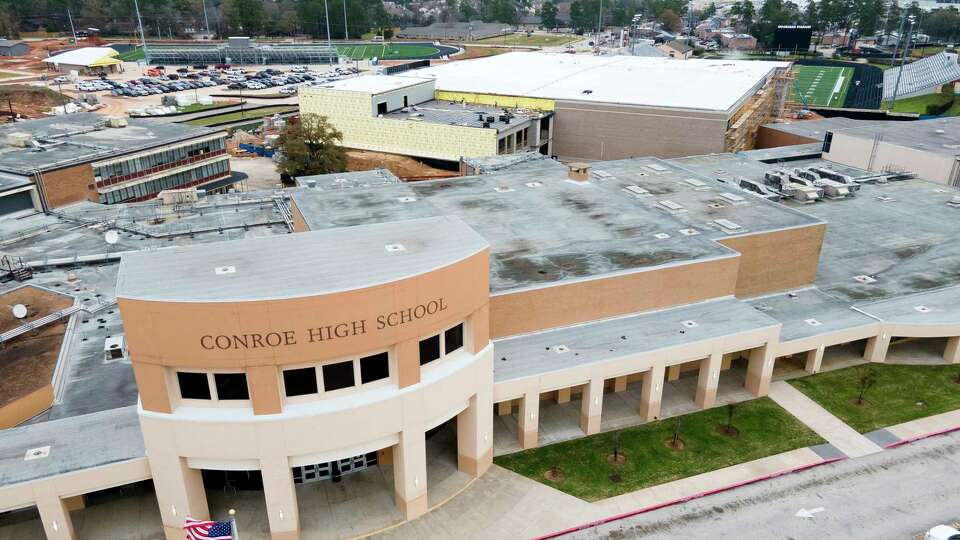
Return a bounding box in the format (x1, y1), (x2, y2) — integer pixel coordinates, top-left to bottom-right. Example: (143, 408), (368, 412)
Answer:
(0, 171), (30, 193)
(383, 101), (541, 132)
(857, 284), (960, 326)
(0, 406), (143, 487)
(0, 113), (223, 175)
(747, 287), (878, 342)
(291, 157), (821, 293)
(761, 117), (889, 142)
(116, 216), (488, 302)
(493, 297), (779, 383)
(295, 168), (399, 189)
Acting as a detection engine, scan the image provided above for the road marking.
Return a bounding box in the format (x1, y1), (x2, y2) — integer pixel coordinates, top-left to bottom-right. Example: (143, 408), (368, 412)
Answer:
(795, 507), (825, 518)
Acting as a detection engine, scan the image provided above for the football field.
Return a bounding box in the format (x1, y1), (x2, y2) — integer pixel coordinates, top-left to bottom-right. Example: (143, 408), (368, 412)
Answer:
(791, 65), (854, 107)
(336, 43), (442, 60)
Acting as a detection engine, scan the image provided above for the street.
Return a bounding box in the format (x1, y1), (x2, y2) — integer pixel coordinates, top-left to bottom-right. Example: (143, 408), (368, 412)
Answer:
(568, 431), (960, 539)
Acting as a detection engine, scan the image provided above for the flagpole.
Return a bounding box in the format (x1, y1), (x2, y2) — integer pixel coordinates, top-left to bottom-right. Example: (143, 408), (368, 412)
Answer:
(229, 508), (239, 540)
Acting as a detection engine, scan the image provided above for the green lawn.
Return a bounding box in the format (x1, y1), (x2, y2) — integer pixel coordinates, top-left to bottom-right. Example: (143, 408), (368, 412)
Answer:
(185, 105), (298, 126)
(789, 363), (960, 433)
(475, 32), (579, 47)
(117, 47), (145, 62)
(177, 101), (236, 113)
(791, 65), (854, 107)
(336, 43), (440, 60)
(883, 92), (960, 116)
(494, 397), (824, 501)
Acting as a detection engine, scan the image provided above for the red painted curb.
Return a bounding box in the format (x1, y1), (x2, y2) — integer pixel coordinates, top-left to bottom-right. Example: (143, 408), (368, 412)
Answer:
(884, 424), (960, 449)
(531, 456), (847, 540)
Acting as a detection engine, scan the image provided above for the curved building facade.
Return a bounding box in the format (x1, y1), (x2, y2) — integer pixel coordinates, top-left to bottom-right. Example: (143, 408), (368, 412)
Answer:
(117, 216), (493, 540)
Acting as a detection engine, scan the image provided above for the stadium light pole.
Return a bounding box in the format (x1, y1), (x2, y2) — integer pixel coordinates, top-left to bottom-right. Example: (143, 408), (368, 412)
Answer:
(66, 8), (77, 44)
(201, 0), (211, 35)
(343, 0), (349, 40)
(890, 15), (915, 109)
(133, 0), (148, 63)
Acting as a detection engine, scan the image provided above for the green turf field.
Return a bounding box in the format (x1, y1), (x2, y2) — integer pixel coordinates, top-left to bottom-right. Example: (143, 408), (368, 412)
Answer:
(791, 65), (854, 107)
(335, 43), (441, 60)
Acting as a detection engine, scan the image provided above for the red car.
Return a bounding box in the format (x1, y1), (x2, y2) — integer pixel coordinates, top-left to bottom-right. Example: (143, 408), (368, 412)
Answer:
(215, 64), (231, 70)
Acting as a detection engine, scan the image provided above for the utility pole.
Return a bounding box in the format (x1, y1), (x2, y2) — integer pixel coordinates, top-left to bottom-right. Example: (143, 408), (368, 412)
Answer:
(343, 0), (349, 40)
(67, 8), (77, 43)
(133, 0), (149, 63)
(890, 15), (915, 109)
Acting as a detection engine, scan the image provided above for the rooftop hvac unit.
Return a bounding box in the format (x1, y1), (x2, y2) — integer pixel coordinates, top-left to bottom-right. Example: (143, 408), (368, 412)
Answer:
(683, 177), (709, 190)
(107, 116), (127, 128)
(713, 218), (743, 232)
(482, 122), (491, 128)
(623, 185), (649, 196)
(718, 192), (746, 204)
(645, 163), (669, 173)
(7, 132), (32, 148)
(486, 116), (495, 123)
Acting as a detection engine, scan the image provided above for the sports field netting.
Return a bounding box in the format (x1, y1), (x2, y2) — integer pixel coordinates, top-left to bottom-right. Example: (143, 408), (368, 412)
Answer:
(791, 65), (854, 107)
(336, 43), (442, 60)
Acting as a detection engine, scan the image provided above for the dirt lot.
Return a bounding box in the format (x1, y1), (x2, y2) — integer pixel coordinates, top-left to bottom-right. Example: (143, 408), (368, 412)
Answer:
(0, 84), (71, 119)
(347, 150), (458, 180)
(0, 286), (72, 407)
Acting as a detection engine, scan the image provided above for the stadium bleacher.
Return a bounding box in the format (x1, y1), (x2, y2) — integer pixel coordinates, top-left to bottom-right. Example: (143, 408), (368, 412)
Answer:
(883, 51), (960, 101)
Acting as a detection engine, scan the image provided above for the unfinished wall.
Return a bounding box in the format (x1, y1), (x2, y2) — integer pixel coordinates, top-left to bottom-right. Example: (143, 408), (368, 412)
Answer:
(490, 254), (740, 338)
(718, 223), (826, 298)
(551, 100), (728, 160)
(755, 125), (820, 149)
(38, 163), (97, 209)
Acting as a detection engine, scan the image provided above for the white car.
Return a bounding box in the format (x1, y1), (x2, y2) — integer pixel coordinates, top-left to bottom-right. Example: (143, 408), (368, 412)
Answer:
(926, 525), (960, 540)
(278, 86), (297, 95)
(291, 66), (309, 72)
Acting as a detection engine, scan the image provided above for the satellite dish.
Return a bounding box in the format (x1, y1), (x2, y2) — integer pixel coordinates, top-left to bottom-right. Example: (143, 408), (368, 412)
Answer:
(12, 304), (27, 319)
(104, 230), (119, 245)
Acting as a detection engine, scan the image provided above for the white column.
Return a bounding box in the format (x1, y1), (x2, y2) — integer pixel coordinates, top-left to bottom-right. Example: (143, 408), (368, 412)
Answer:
(864, 332), (891, 363)
(260, 455), (299, 540)
(805, 345), (825, 373)
(944, 336), (960, 364)
(745, 344), (775, 397)
(517, 391), (539, 449)
(695, 352), (722, 409)
(149, 454), (209, 540)
(458, 389), (493, 477)
(640, 364), (664, 422)
(394, 428), (428, 520)
(34, 484), (75, 540)
(580, 378), (604, 436)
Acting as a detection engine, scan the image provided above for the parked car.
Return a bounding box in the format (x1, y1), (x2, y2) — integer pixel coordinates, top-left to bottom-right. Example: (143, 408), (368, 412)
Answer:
(215, 63), (231, 70)
(926, 525), (960, 540)
(192, 64), (208, 70)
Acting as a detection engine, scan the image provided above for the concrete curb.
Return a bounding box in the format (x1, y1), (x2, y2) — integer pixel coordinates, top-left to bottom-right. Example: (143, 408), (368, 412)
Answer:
(884, 424), (960, 449)
(532, 455), (847, 540)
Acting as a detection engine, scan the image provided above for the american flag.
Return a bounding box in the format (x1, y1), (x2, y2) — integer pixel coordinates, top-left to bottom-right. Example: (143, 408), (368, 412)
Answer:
(184, 517), (233, 540)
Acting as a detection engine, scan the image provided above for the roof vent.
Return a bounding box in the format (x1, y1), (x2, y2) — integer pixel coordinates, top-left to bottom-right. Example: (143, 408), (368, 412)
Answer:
(24, 446), (50, 461)
(567, 162), (591, 182)
(718, 192), (746, 204)
(875, 195), (895, 203)
(592, 170), (613, 179)
(947, 196), (960, 208)
(853, 274), (876, 284)
(645, 163), (669, 173)
(494, 185), (514, 193)
(683, 178), (709, 190)
(914, 305), (931, 313)
(681, 320), (699, 328)
(713, 218), (742, 232)
(397, 196), (416, 203)
(214, 265), (236, 275)
(623, 185), (649, 197)
(805, 318), (822, 326)
(525, 181), (543, 188)
(552, 344), (570, 353)
(657, 200), (685, 213)
(385, 243), (405, 252)
(679, 228), (700, 236)
(653, 232), (671, 239)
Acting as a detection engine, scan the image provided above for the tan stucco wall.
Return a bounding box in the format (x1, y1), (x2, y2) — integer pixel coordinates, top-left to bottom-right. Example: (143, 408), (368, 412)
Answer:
(551, 100), (728, 160)
(824, 134), (960, 186)
(717, 224), (825, 298)
(490, 254), (740, 338)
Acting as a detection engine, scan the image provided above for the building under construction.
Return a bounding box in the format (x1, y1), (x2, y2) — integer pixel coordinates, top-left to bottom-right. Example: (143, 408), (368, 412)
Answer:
(145, 37), (339, 66)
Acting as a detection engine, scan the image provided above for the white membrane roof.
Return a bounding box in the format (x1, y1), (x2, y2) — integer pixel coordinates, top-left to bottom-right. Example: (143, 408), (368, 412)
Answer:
(409, 52), (791, 112)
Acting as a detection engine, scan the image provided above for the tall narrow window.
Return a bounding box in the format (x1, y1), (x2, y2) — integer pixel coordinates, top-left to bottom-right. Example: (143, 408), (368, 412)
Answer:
(444, 323), (464, 354)
(419, 334), (441, 365)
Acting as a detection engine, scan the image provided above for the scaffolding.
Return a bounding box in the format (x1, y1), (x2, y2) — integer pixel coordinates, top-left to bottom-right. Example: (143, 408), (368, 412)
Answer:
(725, 67), (794, 153)
(146, 42), (339, 66)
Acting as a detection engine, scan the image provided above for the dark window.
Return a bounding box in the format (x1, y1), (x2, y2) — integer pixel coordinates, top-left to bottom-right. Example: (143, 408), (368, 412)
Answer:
(214, 373), (249, 400)
(822, 131), (833, 153)
(283, 367), (318, 397)
(360, 352), (390, 383)
(377, 102), (387, 114)
(177, 372), (210, 400)
(419, 334), (441, 365)
(444, 324), (464, 354)
(322, 361), (355, 391)
(403, 95), (409, 108)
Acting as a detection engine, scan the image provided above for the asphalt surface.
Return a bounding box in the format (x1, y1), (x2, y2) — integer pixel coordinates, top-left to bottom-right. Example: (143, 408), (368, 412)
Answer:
(567, 431), (960, 539)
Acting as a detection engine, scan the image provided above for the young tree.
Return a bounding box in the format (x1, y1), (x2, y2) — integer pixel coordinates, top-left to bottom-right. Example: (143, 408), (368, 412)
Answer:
(702, 2), (717, 18)
(275, 115), (347, 178)
(540, 1), (559, 29)
(729, 0), (755, 31)
(855, 366), (878, 405)
(659, 8), (682, 31)
(570, 0), (585, 32)
(804, 0), (819, 31)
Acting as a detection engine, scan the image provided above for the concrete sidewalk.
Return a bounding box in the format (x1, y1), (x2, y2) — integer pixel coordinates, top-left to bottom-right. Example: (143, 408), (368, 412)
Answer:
(768, 381), (882, 458)
(885, 408), (960, 443)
